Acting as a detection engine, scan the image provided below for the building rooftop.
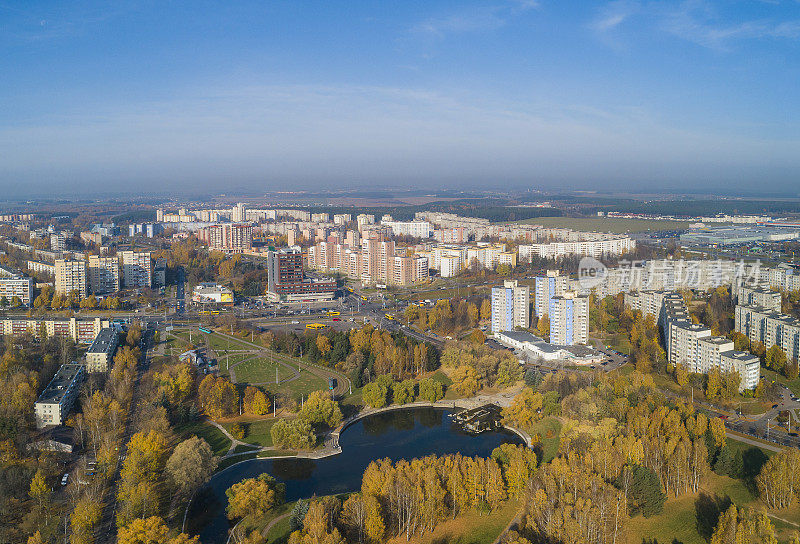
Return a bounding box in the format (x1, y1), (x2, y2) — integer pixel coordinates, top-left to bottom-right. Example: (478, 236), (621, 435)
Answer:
(87, 327), (119, 354)
(700, 336), (733, 346)
(36, 363), (84, 404)
(495, 330), (543, 343)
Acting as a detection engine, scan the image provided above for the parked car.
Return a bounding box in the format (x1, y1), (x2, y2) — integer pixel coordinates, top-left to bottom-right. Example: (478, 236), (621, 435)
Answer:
(61, 473), (69, 486)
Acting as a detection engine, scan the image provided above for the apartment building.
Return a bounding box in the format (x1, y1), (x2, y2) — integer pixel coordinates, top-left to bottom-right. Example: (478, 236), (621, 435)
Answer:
(153, 258), (167, 287)
(381, 220), (433, 238)
(85, 328), (120, 373)
(232, 202), (247, 222)
(519, 236), (634, 260)
(54, 258), (87, 297)
(0, 275), (34, 306)
(647, 292), (761, 391)
(466, 244), (508, 270)
(735, 304), (800, 363)
(534, 270), (569, 318)
(0, 317), (109, 343)
(34, 363), (85, 429)
(120, 251), (152, 289)
(88, 255), (120, 294)
(735, 285), (782, 312)
(197, 223), (253, 252)
(491, 280), (530, 333)
(27, 260), (55, 276)
(549, 292), (589, 346)
(266, 247), (336, 301)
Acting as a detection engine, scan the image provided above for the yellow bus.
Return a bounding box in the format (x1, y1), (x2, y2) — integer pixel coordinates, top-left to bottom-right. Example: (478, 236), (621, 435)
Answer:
(306, 323), (327, 330)
(360, 296), (368, 302)
(327, 311), (340, 316)
(384, 313), (395, 320)
(346, 287), (354, 293)
(199, 310), (210, 315)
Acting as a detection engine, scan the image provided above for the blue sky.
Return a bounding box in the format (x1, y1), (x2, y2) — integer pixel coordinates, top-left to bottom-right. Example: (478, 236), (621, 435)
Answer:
(1, 0), (800, 196)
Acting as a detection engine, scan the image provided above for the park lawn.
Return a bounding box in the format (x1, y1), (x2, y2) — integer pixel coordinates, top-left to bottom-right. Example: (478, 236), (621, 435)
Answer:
(624, 468), (800, 544)
(207, 331), (254, 352)
(260, 370), (329, 400)
(175, 420), (231, 456)
(264, 510), (293, 544)
(387, 500), (519, 544)
(233, 356), (296, 384)
(531, 417), (561, 464)
(519, 216), (693, 233)
(222, 418), (277, 447)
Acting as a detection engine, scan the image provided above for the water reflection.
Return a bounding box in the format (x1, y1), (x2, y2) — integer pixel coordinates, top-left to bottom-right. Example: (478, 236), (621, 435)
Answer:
(190, 407), (522, 544)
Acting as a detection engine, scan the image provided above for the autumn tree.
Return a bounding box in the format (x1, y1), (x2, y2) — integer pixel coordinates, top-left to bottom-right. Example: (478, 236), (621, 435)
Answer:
(299, 390), (342, 429)
(502, 388), (543, 430)
(709, 505), (777, 544)
(243, 386), (270, 416)
(450, 365), (479, 396)
(226, 474), (285, 521)
(165, 437), (218, 500)
(417, 378), (444, 403)
(270, 418), (315, 450)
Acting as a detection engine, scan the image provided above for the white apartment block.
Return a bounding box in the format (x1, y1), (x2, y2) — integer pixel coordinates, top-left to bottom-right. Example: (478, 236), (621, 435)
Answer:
(27, 260), (55, 276)
(34, 363), (85, 429)
(736, 304), (800, 363)
(121, 251), (152, 289)
(381, 220), (433, 239)
(466, 244), (508, 270)
(88, 255), (120, 294)
(650, 292), (760, 390)
(549, 292), (589, 346)
(85, 327), (119, 373)
(54, 259), (87, 297)
(333, 214), (352, 225)
(0, 275), (34, 306)
(534, 270), (569, 318)
(735, 284), (782, 312)
(491, 280), (530, 333)
(519, 236), (634, 260)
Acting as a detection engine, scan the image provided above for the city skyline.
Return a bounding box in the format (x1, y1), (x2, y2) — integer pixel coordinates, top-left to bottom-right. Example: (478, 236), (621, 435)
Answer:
(2, 1), (800, 196)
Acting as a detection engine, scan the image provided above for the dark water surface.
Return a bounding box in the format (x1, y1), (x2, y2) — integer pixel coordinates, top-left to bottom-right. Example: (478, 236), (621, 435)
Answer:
(188, 407), (523, 543)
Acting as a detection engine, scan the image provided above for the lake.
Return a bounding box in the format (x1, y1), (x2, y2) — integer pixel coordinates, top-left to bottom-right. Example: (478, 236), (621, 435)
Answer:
(188, 406), (523, 543)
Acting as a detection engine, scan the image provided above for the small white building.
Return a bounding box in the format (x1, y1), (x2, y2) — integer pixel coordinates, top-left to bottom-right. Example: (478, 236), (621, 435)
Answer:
(192, 283), (234, 304)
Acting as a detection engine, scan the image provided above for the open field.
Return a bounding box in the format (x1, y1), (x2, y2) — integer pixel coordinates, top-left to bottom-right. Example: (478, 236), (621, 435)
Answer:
(531, 417), (561, 464)
(625, 440), (799, 544)
(386, 500), (519, 544)
(175, 420), (231, 456)
(520, 216), (692, 233)
(221, 417), (277, 447)
(233, 356), (296, 384)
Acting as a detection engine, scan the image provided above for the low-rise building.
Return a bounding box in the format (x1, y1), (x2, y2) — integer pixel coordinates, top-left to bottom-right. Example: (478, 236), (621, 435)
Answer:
(192, 283), (234, 304)
(85, 328), (120, 373)
(34, 363), (85, 429)
(0, 274), (34, 306)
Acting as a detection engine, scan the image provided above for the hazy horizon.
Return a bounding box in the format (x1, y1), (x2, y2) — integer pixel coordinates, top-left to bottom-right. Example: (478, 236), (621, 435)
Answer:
(2, 1), (800, 197)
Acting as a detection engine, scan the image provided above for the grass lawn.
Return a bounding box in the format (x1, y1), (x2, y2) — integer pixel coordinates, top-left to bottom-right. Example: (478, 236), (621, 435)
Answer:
(260, 369), (329, 400)
(217, 452), (257, 472)
(519, 216), (693, 233)
(175, 420), (231, 456)
(531, 417), (561, 464)
(207, 331), (254, 352)
(624, 468), (799, 544)
(264, 510), (293, 544)
(386, 500), (519, 544)
(221, 418), (277, 447)
(233, 356), (296, 384)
